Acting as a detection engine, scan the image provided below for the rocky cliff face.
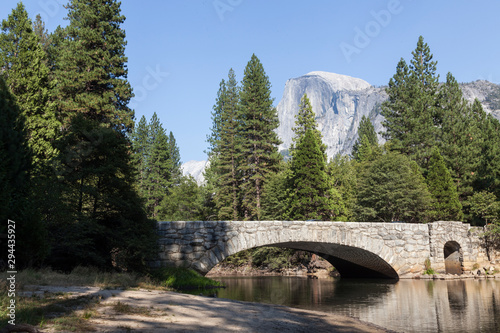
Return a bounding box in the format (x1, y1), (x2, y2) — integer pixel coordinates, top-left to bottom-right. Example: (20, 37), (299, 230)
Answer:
(181, 160), (209, 183)
(276, 72), (500, 160)
(276, 71), (387, 159)
(460, 80), (500, 119)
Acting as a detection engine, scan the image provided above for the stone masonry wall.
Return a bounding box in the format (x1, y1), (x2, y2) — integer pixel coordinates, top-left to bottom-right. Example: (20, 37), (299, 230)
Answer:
(155, 221), (493, 278)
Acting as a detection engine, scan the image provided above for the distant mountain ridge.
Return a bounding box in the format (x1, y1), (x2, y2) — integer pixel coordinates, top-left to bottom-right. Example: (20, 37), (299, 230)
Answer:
(276, 72), (500, 160)
(183, 72), (500, 183)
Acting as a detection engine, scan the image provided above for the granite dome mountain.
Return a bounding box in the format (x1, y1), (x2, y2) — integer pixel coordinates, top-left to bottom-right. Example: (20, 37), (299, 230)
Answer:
(183, 72), (500, 182)
(276, 71), (500, 160)
(276, 71), (386, 159)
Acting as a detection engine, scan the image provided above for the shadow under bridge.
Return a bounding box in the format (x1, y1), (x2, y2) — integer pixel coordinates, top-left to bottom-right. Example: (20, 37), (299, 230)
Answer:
(273, 241), (399, 279)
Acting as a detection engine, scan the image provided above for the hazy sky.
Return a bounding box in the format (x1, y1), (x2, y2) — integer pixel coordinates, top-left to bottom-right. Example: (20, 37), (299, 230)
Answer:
(2, 1), (500, 162)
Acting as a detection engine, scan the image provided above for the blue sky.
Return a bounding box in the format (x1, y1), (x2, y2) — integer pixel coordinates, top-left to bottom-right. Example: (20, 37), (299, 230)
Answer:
(2, 1), (500, 162)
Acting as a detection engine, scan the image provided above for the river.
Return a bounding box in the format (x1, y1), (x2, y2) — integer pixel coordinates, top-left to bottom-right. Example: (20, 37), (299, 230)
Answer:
(208, 276), (500, 333)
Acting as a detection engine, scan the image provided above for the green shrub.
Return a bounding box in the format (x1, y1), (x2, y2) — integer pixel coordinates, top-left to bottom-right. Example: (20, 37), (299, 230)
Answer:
(423, 258), (436, 275)
(151, 267), (222, 290)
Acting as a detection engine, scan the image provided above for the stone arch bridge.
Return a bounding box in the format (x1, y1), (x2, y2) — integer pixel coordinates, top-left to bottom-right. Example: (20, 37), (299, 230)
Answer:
(155, 221), (491, 279)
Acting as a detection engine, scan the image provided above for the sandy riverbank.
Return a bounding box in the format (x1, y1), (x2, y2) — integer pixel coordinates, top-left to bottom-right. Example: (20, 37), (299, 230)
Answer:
(28, 286), (394, 332)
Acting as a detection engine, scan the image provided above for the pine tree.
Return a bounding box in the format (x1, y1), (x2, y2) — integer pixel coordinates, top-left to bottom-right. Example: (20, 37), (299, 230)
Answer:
(53, 0), (133, 133)
(45, 0), (157, 270)
(356, 135), (374, 162)
(45, 25), (65, 75)
(130, 115), (149, 196)
(437, 73), (482, 201)
(0, 3), (59, 166)
(51, 114), (157, 270)
(476, 109), (500, 199)
(0, 76), (48, 267)
(206, 69), (241, 220)
(238, 54), (281, 220)
(287, 93), (344, 220)
(207, 79), (227, 155)
(168, 131), (182, 182)
(382, 36), (439, 169)
(352, 115), (378, 160)
(32, 14), (51, 52)
(288, 129), (343, 220)
(380, 57), (411, 148)
(144, 113), (172, 219)
(131, 114), (182, 220)
(426, 147), (463, 221)
(291, 93), (325, 155)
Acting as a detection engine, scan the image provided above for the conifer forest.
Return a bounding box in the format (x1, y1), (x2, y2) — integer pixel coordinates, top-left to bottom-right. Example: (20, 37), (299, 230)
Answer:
(1, 1), (499, 272)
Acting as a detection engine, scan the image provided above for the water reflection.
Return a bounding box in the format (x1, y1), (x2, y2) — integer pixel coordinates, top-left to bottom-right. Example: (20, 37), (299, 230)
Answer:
(211, 276), (500, 333)
(447, 281), (467, 312)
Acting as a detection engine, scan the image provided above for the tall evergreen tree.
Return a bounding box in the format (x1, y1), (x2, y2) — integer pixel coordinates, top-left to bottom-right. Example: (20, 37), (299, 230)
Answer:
(426, 147), (463, 221)
(45, 25), (65, 76)
(130, 115), (149, 196)
(476, 109), (500, 199)
(32, 14), (51, 52)
(53, 0), (134, 133)
(0, 3), (59, 166)
(352, 115), (378, 160)
(437, 73), (482, 201)
(0, 76), (29, 223)
(206, 69), (241, 220)
(382, 36), (439, 169)
(51, 115), (157, 270)
(207, 78), (227, 155)
(168, 131), (182, 182)
(238, 55), (281, 220)
(287, 93), (344, 220)
(0, 76), (48, 267)
(44, 0), (157, 270)
(131, 113), (182, 220)
(288, 129), (343, 220)
(144, 113), (172, 219)
(291, 93), (325, 154)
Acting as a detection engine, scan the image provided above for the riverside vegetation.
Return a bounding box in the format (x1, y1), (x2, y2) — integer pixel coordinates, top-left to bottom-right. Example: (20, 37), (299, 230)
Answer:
(1, 0), (500, 323)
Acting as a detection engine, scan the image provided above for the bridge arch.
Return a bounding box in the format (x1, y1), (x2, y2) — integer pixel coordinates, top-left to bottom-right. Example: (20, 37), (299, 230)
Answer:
(206, 240), (399, 279)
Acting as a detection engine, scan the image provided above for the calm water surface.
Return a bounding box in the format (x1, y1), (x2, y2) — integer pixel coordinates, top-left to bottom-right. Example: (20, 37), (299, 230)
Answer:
(209, 276), (500, 333)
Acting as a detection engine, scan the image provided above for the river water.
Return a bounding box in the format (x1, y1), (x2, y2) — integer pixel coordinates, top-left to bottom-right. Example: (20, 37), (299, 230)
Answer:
(209, 276), (500, 333)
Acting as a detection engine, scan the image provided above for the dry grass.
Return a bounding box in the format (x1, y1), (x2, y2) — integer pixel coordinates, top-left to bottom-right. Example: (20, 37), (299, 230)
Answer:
(0, 266), (148, 290)
(0, 286), (99, 331)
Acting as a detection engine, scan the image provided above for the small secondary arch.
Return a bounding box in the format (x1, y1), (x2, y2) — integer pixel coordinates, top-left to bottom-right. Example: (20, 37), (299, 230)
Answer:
(444, 241), (463, 275)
